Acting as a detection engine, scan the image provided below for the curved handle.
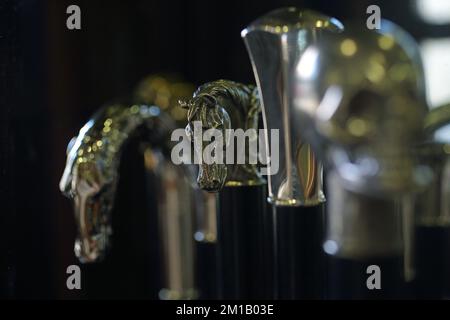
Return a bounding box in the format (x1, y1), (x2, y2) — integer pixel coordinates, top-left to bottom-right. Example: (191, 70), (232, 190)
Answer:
(242, 7), (343, 206)
(60, 103), (169, 262)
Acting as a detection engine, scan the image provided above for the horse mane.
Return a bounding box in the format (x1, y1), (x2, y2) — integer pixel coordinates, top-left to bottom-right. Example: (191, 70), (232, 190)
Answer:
(189, 80), (259, 128)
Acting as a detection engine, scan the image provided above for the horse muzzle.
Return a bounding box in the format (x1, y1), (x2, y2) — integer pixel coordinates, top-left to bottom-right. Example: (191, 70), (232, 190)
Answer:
(197, 163), (227, 192)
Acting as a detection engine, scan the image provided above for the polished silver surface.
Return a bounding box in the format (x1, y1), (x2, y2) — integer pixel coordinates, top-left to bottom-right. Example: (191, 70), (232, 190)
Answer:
(293, 20), (431, 263)
(415, 103), (450, 227)
(142, 147), (198, 300)
(242, 7), (343, 206)
(294, 20), (430, 196)
(415, 144), (450, 226)
(193, 191), (218, 243)
(424, 102), (450, 142)
(324, 171), (403, 259)
(60, 103), (173, 263)
(181, 79), (265, 192)
(60, 75), (205, 299)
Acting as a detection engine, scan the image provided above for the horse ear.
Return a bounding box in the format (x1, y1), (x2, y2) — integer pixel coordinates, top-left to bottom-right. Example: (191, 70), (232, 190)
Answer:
(178, 99), (190, 109)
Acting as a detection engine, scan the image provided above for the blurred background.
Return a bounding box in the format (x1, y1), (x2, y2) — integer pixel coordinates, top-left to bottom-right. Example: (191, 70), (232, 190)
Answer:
(1, 0), (450, 299)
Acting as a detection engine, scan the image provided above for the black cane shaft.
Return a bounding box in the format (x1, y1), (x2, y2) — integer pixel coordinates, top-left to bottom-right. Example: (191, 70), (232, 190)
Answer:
(274, 204), (327, 299)
(327, 255), (406, 299)
(414, 226), (450, 299)
(216, 185), (271, 299)
(196, 242), (218, 299)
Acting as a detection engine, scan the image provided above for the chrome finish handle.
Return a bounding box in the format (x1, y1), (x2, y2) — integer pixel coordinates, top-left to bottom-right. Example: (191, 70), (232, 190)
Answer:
(242, 7), (343, 206)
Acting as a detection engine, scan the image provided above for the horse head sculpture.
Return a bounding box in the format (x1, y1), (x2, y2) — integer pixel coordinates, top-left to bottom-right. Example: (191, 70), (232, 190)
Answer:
(60, 104), (171, 262)
(60, 75), (203, 299)
(180, 79), (265, 192)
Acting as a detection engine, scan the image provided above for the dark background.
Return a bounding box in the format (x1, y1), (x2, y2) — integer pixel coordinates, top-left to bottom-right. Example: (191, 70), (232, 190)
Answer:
(0, 0), (447, 299)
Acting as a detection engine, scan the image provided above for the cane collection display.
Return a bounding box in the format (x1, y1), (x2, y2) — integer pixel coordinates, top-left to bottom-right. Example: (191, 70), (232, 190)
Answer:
(60, 7), (450, 299)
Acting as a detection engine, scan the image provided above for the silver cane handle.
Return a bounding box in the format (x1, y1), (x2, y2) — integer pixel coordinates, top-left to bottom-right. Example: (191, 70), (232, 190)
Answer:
(242, 7), (343, 206)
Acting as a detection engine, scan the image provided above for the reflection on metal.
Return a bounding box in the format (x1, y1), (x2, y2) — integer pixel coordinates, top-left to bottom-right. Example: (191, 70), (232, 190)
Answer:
(415, 103), (450, 227)
(142, 148), (198, 300)
(60, 103), (172, 262)
(194, 191), (218, 243)
(295, 20), (429, 196)
(420, 39), (450, 108)
(294, 20), (431, 264)
(415, 143), (450, 227)
(242, 7), (343, 206)
(415, 0), (450, 25)
(325, 172), (403, 259)
(60, 75), (206, 299)
(134, 74), (196, 124)
(181, 79), (265, 192)
(400, 194), (416, 282)
(57, 5), (450, 299)
(424, 102), (450, 135)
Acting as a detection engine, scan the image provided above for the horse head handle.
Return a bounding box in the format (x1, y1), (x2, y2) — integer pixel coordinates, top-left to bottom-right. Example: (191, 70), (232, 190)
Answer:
(181, 79), (265, 192)
(60, 104), (170, 262)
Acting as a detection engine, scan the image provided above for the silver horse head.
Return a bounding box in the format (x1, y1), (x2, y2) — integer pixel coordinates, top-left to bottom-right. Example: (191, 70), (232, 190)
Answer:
(181, 80), (265, 192)
(60, 104), (170, 262)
